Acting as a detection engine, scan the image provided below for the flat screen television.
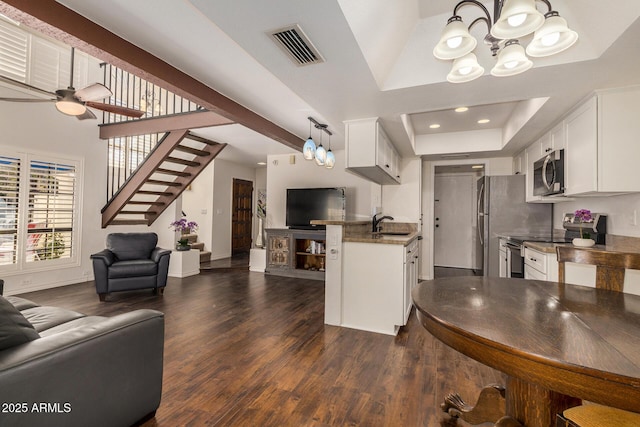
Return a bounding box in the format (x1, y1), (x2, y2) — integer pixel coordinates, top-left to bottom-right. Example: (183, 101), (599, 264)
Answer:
(286, 187), (346, 229)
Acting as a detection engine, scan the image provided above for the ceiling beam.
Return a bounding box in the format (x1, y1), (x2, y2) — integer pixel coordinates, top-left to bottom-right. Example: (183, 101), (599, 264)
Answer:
(0, 0), (304, 151)
(99, 110), (234, 139)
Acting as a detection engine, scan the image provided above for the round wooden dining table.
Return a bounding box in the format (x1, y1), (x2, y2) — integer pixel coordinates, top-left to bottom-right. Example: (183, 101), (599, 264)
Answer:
(412, 276), (640, 427)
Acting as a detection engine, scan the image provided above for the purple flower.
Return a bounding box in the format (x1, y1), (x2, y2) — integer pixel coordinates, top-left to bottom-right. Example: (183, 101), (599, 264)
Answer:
(169, 218), (198, 232)
(574, 209), (592, 239)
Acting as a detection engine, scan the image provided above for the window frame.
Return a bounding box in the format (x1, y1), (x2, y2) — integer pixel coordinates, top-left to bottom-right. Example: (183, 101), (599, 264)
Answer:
(0, 148), (83, 274)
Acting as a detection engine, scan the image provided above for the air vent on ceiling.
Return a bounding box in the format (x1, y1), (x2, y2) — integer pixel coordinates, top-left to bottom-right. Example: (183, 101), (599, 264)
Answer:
(270, 24), (324, 66)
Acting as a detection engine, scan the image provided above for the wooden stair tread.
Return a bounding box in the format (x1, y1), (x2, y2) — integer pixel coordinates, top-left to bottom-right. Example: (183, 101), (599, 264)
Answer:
(127, 200), (166, 206)
(165, 157), (200, 167)
(137, 190), (174, 196)
(173, 145), (210, 157)
(110, 219), (149, 225)
(155, 168), (192, 177)
(146, 179), (182, 187)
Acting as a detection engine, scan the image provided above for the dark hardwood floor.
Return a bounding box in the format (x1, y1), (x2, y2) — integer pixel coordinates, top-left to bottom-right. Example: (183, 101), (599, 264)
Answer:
(17, 264), (501, 426)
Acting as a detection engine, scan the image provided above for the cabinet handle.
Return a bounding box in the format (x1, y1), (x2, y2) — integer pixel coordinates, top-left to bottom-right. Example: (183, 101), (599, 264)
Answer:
(385, 164), (390, 168)
(545, 148), (552, 152)
(530, 257), (537, 262)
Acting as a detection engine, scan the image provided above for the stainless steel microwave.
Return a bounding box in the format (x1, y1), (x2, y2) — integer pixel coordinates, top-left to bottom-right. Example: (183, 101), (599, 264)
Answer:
(533, 149), (564, 196)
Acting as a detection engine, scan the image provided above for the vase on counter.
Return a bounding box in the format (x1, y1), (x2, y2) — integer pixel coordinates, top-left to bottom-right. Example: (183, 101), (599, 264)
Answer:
(572, 238), (595, 247)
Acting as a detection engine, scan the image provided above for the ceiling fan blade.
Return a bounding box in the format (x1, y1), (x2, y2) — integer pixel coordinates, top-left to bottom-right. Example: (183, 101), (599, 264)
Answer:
(86, 101), (145, 118)
(0, 97), (55, 103)
(0, 75), (57, 98)
(75, 83), (112, 102)
(75, 108), (97, 120)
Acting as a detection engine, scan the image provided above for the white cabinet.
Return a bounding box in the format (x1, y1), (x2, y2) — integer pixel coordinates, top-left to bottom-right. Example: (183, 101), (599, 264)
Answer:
(513, 151), (525, 175)
(342, 239), (418, 335)
(539, 123), (565, 155)
(345, 118), (401, 185)
(499, 239), (508, 278)
(404, 239), (420, 322)
(523, 247), (558, 282)
(565, 87), (640, 196)
(525, 140), (544, 203)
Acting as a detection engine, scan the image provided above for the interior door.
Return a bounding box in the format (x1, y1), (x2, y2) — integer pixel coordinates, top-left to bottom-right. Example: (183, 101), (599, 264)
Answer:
(232, 178), (253, 255)
(434, 174), (474, 268)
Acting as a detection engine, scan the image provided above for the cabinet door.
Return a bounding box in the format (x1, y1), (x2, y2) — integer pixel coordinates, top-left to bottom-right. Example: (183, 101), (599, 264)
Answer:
(550, 123), (565, 151)
(513, 151), (524, 175)
(524, 265), (546, 280)
(539, 132), (553, 156)
(499, 240), (508, 278)
(564, 96), (598, 195)
(525, 140), (542, 202)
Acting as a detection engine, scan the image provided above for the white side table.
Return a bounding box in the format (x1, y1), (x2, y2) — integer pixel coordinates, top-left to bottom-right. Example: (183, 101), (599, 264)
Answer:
(168, 249), (200, 278)
(249, 248), (266, 272)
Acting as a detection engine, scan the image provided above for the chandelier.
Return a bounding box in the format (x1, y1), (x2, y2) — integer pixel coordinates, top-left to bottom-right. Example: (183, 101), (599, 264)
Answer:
(302, 117), (335, 169)
(433, 0), (578, 83)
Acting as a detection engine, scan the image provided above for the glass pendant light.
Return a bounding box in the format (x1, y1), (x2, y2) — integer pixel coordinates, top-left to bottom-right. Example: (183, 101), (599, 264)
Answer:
(325, 134), (335, 169)
(433, 16), (477, 60)
(491, 40), (532, 76)
(526, 11), (578, 57)
(314, 132), (326, 166)
(303, 120), (316, 160)
(490, 0), (545, 40)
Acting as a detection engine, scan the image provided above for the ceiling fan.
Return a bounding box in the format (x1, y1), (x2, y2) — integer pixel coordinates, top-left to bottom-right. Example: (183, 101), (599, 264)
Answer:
(0, 47), (144, 120)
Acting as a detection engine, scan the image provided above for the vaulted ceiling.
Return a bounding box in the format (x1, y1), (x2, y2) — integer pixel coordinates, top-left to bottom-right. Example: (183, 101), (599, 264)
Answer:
(2, 0), (640, 164)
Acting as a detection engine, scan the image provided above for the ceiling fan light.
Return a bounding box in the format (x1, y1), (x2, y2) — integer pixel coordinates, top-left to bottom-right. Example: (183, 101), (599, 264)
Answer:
(490, 0), (544, 40)
(526, 12), (578, 57)
(447, 53), (484, 83)
(303, 137), (316, 160)
(491, 40), (532, 76)
(433, 16), (477, 60)
(55, 100), (86, 116)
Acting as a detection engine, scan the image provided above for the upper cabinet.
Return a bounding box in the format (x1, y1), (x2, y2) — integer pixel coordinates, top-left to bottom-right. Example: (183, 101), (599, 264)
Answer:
(565, 87), (640, 196)
(345, 118), (401, 185)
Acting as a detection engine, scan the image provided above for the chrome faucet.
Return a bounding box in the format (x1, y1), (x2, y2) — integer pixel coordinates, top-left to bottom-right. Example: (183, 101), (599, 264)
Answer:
(372, 213), (394, 233)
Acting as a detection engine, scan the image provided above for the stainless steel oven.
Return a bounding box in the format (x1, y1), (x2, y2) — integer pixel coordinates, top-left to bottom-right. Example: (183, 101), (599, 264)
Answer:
(533, 149), (564, 196)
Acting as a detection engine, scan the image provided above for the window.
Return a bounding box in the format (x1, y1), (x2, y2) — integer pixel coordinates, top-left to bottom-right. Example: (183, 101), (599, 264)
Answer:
(0, 152), (80, 270)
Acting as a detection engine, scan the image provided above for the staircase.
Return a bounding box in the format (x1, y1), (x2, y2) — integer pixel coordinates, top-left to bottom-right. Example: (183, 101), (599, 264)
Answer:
(100, 130), (226, 228)
(182, 232), (211, 263)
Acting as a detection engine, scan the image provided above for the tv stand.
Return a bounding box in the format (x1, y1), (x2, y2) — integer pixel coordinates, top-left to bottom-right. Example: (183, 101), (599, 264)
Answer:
(265, 228), (326, 281)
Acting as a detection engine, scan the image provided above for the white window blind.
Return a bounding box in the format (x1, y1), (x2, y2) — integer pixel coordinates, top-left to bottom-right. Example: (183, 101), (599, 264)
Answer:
(0, 156), (20, 266)
(0, 19), (28, 82)
(26, 160), (76, 262)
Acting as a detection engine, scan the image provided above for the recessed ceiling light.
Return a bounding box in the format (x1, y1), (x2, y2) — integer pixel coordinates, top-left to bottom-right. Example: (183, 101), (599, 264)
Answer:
(429, 123), (441, 129)
(472, 165), (484, 169)
(455, 107), (469, 113)
(477, 119), (490, 124)
(257, 162), (267, 166)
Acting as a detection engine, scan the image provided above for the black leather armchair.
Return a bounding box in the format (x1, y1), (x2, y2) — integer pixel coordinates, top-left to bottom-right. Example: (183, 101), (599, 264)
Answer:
(91, 232), (171, 301)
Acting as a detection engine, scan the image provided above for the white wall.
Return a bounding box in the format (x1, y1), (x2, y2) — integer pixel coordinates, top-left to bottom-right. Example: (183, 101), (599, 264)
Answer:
(266, 150), (378, 228)
(554, 193), (640, 237)
(382, 157), (421, 224)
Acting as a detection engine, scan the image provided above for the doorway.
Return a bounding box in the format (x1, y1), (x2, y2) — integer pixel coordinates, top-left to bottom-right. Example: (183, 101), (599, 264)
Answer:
(433, 165), (484, 271)
(232, 178), (253, 255)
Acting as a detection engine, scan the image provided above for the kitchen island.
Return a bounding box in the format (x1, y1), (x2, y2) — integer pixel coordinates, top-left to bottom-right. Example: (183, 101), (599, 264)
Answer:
(311, 220), (421, 335)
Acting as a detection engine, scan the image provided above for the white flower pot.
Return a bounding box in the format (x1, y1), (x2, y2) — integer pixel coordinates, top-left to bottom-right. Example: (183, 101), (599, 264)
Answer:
(572, 238), (595, 247)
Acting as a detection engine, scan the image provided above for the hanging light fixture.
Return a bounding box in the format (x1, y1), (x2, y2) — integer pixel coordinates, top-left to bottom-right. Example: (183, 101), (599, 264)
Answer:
(303, 117), (335, 169)
(434, 0), (578, 83)
(325, 133), (336, 169)
(303, 120), (316, 160)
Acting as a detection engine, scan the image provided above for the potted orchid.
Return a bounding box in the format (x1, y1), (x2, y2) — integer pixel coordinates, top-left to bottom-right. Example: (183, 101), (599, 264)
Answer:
(572, 209), (595, 247)
(170, 218), (199, 251)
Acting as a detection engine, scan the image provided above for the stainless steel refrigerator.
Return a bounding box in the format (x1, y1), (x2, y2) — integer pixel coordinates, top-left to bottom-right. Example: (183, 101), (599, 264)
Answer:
(476, 175), (552, 277)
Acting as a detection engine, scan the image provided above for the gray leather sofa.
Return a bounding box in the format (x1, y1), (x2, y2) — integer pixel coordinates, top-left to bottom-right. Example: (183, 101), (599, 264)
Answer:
(91, 232), (171, 301)
(0, 294), (164, 427)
